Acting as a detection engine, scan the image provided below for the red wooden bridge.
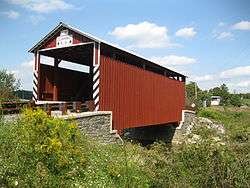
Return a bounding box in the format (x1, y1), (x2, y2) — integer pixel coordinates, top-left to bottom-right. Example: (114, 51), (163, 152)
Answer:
(27, 22), (186, 133)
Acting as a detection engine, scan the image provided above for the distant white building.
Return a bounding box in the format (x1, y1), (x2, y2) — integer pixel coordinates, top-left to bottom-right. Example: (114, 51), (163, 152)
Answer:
(211, 96), (221, 106)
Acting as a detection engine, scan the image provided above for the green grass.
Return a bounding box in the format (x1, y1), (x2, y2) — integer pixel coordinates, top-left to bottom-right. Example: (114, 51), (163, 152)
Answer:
(243, 98), (250, 106)
(198, 107), (250, 142)
(0, 108), (249, 187)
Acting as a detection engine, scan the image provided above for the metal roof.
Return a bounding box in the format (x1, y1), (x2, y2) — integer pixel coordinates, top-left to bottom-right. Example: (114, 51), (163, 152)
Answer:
(29, 22), (186, 77)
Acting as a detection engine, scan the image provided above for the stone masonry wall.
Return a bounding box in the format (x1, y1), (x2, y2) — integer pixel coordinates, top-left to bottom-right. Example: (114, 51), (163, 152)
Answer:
(172, 110), (225, 144)
(172, 111), (196, 144)
(60, 112), (123, 144)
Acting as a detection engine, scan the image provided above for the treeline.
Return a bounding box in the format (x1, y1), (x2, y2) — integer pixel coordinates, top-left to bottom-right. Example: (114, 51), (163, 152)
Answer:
(14, 90), (32, 100)
(186, 82), (249, 108)
(238, 92), (250, 99)
(0, 69), (32, 101)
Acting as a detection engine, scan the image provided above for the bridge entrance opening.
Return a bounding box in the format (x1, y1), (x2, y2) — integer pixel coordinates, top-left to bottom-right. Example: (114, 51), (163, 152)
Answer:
(38, 43), (94, 103)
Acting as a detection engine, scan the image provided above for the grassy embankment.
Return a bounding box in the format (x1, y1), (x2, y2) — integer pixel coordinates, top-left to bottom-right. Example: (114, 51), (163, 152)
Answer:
(0, 107), (249, 187)
(243, 98), (250, 106)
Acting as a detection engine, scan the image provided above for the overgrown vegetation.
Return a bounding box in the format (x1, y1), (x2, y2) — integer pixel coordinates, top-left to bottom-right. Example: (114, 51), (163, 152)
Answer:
(198, 107), (250, 144)
(0, 109), (88, 187)
(242, 98), (250, 106)
(0, 108), (249, 187)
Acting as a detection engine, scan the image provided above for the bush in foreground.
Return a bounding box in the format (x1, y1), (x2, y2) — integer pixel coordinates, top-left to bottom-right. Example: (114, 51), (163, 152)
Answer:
(0, 109), (88, 187)
(0, 109), (151, 187)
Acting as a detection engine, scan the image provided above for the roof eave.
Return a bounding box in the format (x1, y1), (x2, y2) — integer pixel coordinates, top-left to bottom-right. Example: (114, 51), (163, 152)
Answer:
(28, 22), (64, 53)
(28, 22), (186, 78)
(28, 22), (101, 53)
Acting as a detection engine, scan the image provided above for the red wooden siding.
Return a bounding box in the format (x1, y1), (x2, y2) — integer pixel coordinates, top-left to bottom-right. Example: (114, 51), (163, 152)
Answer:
(99, 56), (185, 132)
(40, 64), (92, 101)
(41, 29), (93, 50)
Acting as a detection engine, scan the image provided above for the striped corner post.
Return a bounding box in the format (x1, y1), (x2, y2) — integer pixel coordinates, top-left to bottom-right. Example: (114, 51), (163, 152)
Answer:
(93, 42), (100, 111)
(32, 52), (39, 102)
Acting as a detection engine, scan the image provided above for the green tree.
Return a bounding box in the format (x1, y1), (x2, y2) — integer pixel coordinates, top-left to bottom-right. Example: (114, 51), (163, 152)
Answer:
(186, 81), (197, 99)
(209, 84), (230, 105)
(0, 69), (20, 101)
(208, 84), (244, 106)
(185, 82), (211, 108)
(186, 82), (195, 107)
(229, 94), (242, 107)
(239, 93), (250, 99)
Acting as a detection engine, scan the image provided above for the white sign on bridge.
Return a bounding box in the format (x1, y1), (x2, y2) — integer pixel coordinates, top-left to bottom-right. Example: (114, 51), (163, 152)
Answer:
(56, 30), (73, 47)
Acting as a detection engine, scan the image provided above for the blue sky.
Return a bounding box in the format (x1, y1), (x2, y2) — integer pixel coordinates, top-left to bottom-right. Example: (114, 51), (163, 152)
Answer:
(0, 0), (250, 93)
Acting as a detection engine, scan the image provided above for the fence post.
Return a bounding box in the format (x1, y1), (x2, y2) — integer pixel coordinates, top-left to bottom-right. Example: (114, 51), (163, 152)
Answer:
(73, 102), (76, 112)
(59, 103), (67, 115)
(86, 100), (95, 111)
(76, 101), (81, 112)
(63, 103), (67, 115)
(43, 103), (47, 113)
(28, 101), (35, 109)
(47, 104), (52, 115)
(73, 101), (81, 113)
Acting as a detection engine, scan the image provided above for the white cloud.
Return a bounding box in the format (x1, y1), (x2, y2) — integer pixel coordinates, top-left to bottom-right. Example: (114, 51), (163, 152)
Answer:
(7, 0), (74, 13)
(216, 32), (233, 40)
(7, 57), (54, 90)
(21, 59), (33, 68)
(151, 55), (197, 66)
(29, 15), (45, 25)
(2, 10), (20, 19)
(7, 65), (30, 89)
(232, 21), (250, 30)
(190, 66), (250, 92)
(227, 80), (250, 93)
(192, 74), (215, 82)
(15, 59), (34, 89)
(175, 27), (197, 39)
(192, 66), (250, 82)
(21, 56), (54, 69)
(109, 21), (174, 48)
(6, 70), (20, 76)
(220, 66), (250, 78)
(234, 80), (250, 88)
(218, 22), (226, 27)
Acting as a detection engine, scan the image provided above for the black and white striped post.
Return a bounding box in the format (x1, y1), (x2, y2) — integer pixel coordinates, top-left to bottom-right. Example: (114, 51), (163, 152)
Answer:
(32, 52), (39, 102)
(93, 42), (100, 111)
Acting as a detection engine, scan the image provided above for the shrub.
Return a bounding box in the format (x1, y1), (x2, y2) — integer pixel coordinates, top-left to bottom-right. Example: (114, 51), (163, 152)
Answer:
(0, 109), (88, 187)
(0, 109), (153, 187)
(197, 108), (224, 120)
(229, 94), (242, 107)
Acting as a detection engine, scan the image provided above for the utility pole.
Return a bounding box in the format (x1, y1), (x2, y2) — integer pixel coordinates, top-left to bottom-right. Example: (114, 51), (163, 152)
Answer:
(195, 82), (197, 99)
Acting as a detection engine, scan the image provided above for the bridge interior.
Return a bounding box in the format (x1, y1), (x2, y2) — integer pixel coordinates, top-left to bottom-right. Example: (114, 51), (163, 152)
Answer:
(38, 43), (94, 102)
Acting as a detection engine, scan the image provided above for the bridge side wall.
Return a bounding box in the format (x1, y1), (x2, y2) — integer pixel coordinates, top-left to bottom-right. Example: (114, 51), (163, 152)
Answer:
(99, 55), (185, 132)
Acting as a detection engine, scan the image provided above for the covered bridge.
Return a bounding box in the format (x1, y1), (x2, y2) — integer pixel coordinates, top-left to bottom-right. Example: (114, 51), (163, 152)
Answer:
(29, 22), (186, 133)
